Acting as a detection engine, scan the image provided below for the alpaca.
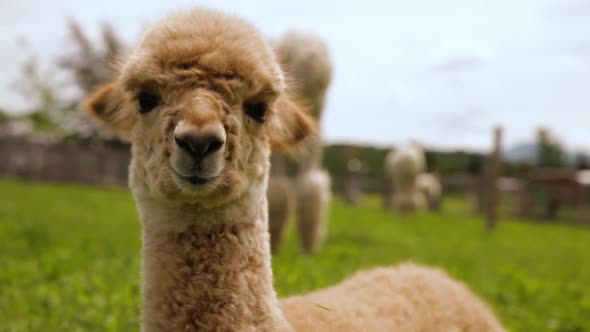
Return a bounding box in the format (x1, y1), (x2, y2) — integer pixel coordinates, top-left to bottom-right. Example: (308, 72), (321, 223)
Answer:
(385, 144), (428, 213)
(417, 173), (443, 211)
(272, 31), (333, 253)
(83, 8), (505, 331)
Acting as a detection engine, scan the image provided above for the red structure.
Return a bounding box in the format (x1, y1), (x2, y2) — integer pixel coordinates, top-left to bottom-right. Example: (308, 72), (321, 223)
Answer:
(519, 169), (590, 223)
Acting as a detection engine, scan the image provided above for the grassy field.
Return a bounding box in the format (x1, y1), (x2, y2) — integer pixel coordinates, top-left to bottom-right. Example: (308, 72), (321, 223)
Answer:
(1, 179), (589, 332)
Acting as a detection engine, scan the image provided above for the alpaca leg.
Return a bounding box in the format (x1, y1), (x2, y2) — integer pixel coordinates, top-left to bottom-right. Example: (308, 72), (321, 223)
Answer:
(268, 176), (294, 252)
(393, 190), (426, 213)
(296, 169), (331, 253)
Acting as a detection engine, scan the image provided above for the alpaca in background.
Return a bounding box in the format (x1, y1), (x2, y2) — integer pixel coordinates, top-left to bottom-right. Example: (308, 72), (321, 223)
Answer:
(269, 30), (333, 253)
(384, 143), (427, 213)
(417, 172), (443, 211)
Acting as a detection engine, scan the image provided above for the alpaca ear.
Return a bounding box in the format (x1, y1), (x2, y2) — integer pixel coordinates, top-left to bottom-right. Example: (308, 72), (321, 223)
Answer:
(267, 93), (316, 152)
(82, 81), (137, 137)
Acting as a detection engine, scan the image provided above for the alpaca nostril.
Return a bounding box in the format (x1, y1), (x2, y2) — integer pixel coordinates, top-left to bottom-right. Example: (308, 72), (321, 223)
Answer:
(175, 136), (192, 154)
(175, 134), (225, 158)
(206, 139), (224, 155)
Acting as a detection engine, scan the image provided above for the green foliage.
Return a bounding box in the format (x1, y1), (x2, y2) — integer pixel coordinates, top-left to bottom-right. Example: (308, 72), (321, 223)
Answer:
(575, 153), (590, 170)
(25, 111), (58, 132)
(5, 19), (126, 137)
(0, 111), (11, 123)
(1, 180), (589, 331)
(59, 20), (125, 95)
(12, 56), (64, 132)
(428, 150), (485, 175)
(466, 153), (485, 175)
(322, 144), (487, 177)
(536, 128), (566, 168)
(323, 144), (387, 178)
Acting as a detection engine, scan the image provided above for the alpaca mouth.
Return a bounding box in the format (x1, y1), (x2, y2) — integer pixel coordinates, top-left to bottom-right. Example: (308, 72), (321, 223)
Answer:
(183, 175), (211, 185)
(172, 169), (216, 186)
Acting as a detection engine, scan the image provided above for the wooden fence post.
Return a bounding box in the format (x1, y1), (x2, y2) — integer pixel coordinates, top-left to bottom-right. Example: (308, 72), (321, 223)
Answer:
(486, 126), (503, 230)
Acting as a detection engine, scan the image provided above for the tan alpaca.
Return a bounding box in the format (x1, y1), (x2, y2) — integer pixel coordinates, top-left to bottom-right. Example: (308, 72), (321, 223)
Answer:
(84, 8), (506, 332)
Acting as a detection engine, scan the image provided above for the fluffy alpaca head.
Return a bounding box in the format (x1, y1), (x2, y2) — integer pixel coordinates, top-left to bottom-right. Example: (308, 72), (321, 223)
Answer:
(273, 31), (332, 120)
(83, 9), (314, 208)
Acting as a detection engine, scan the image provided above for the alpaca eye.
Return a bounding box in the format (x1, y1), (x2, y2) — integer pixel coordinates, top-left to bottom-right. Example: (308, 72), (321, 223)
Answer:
(137, 92), (161, 114)
(244, 102), (267, 123)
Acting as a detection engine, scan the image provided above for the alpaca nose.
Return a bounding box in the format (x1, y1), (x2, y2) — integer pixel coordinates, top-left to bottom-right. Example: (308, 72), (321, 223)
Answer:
(174, 133), (225, 159)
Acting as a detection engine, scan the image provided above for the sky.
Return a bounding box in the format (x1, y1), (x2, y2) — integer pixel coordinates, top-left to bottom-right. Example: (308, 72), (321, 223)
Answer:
(1, 0), (590, 151)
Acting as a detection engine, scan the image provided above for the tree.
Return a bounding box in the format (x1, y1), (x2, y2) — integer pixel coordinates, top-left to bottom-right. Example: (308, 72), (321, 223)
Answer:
(10, 19), (127, 136)
(466, 153), (484, 176)
(575, 153), (590, 170)
(536, 127), (565, 168)
(12, 54), (63, 131)
(59, 19), (125, 100)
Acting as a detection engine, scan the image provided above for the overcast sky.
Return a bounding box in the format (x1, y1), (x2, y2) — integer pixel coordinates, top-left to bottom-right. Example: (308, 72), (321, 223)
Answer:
(1, 0), (590, 151)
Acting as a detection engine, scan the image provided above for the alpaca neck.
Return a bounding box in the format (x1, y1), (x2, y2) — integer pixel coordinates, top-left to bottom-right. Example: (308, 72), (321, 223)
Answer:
(135, 187), (292, 332)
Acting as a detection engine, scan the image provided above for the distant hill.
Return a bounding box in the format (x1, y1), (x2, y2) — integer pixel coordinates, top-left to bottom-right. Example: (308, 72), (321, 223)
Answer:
(504, 142), (587, 164)
(504, 143), (539, 163)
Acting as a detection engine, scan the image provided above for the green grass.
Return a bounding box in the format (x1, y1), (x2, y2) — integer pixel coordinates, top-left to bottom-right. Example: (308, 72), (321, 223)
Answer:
(1, 179), (589, 332)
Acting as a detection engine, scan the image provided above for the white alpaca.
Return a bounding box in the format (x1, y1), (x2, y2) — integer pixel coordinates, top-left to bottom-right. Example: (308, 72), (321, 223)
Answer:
(417, 172), (443, 211)
(84, 9), (505, 331)
(270, 30), (333, 252)
(385, 144), (427, 212)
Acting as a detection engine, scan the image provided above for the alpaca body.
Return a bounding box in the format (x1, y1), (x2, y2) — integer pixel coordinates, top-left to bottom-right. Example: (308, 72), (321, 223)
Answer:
(269, 31), (333, 252)
(393, 190), (427, 213)
(417, 173), (443, 211)
(385, 144), (426, 189)
(281, 264), (505, 332)
(385, 145), (427, 212)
